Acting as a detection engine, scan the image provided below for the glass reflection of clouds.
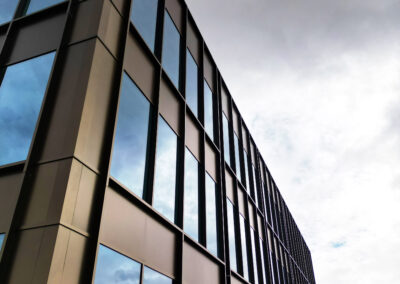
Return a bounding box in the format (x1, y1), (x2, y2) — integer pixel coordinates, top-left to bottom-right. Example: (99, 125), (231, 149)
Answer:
(222, 114), (231, 166)
(233, 133), (241, 181)
(142, 266), (172, 284)
(0, 52), (55, 166)
(162, 12), (180, 89)
(206, 174), (218, 257)
(24, 0), (65, 15)
(250, 229), (259, 284)
(131, 0), (158, 52)
(0, 0), (19, 24)
(184, 148), (199, 241)
(94, 245), (141, 284)
(185, 50), (198, 117)
(110, 73), (150, 198)
(240, 215), (249, 280)
(227, 200), (237, 271)
(203, 81), (214, 141)
(153, 116), (177, 223)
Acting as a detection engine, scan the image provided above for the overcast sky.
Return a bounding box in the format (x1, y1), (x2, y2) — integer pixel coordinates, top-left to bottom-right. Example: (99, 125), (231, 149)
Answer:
(185, 0), (400, 283)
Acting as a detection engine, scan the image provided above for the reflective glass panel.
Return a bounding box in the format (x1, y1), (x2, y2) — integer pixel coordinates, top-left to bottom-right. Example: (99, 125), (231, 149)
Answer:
(204, 81), (214, 141)
(110, 73), (150, 197)
(0, 233), (4, 251)
(143, 266), (172, 284)
(259, 238), (268, 284)
(222, 114), (231, 166)
(233, 133), (241, 181)
(0, 0), (18, 24)
(206, 174), (218, 256)
(227, 199), (237, 271)
(243, 150), (250, 192)
(94, 245), (141, 284)
(131, 0), (158, 51)
(0, 52), (55, 166)
(250, 229), (259, 284)
(252, 165), (259, 206)
(153, 116), (177, 223)
(240, 215), (249, 280)
(162, 11), (180, 89)
(25, 0), (64, 15)
(185, 49), (198, 117)
(184, 148), (199, 241)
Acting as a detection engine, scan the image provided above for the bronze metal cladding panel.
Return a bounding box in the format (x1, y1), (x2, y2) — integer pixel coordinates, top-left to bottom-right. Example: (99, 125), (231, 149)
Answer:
(232, 108), (239, 136)
(205, 141), (217, 182)
(187, 20), (200, 64)
(74, 40), (117, 172)
(0, 172), (23, 232)
(231, 275), (246, 284)
(124, 34), (156, 104)
(257, 214), (263, 239)
(159, 78), (182, 137)
(110, 0), (129, 15)
(165, 0), (183, 33)
(6, 11), (65, 65)
(203, 52), (215, 93)
(248, 202), (255, 229)
(225, 169), (235, 204)
(238, 189), (245, 216)
(100, 187), (176, 278)
(39, 39), (96, 163)
(221, 86), (230, 119)
(182, 242), (220, 284)
(185, 113), (200, 161)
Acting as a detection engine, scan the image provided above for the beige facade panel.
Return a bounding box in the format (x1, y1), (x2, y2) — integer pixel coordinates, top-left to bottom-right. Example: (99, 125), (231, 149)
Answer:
(248, 202), (255, 229)
(100, 187), (176, 278)
(159, 78), (182, 136)
(182, 242), (220, 284)
(165, 0), (183, 33)
(110, 0), (129, 15)
(232, 108), (239, 135)
(221, 86), (230, 119)
(0, 172), (23, 232)
(185, 114), (200, 161)
(231, 275), (246, 284)
(238, 188), (245, 216)
(205, 141), (217, 182)
(204, 51), (215, 92)
(258, 214), (263, 239)
(187, 20), (200, 64)
(242, 126), (248, 152)
(225, 169), (235, 204)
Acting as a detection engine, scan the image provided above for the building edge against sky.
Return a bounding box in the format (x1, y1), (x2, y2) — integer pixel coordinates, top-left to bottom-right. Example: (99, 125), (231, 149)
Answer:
(0, 0), (315, 283)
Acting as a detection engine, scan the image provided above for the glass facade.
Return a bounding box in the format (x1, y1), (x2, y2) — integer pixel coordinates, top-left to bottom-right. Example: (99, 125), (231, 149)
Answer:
(243, 150), (250, 192)
(184, 148), (199, 241)
(0, 0), (18, 24)
(205, 174), (218, 257)
(204, 81), (214, 141)
(24, 0), (64, 15)
(250, 229), (259, 284)
(0, 52), (55, 166)
(240, 215), (249, 280)
(234, 133), (241, 181)
(259, 238), (268, 284)
(252, 165), (259, 206)
(110, 73), (151, 198)
(131, 0), (159, 52)
(153, 116), (178, 223)
(185, 49), (198, 117)
(162, 11), (180, 89)
(222, 114), (231, 166)
(143, 266), (172, 284)
(227, 199), (237, 271)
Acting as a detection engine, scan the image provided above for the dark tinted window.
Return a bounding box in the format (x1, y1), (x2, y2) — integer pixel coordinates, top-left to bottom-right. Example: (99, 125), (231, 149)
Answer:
(243, 150), (250, 192)
(252, 165), (259, 206)
(184, 148), (199, 241)
(0, 52), (55, 166)
(143, 266), (172, 284)
(227, 199), (237, 271)
(153, 116), (177, 223)
(24, 0), (64, 15)
(185, 49), (198, 117)
(162, 11), (180, 89)
(0, 0), (18, 24)
(204, 81), (214, 141)
(110, 73), (151, 198)
(94, 245), (141, 284)
(206, 174), (218, 256)
(131, 0), (159, 51)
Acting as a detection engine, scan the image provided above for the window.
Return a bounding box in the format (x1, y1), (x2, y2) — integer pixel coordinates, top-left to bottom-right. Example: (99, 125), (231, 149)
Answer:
(131, 0), (159, 51)
(227, 199), (237, 271)
(110, 73), (151, 198)
(184, 148), (199, 241)
(258, 238), (268, 284)
(233, 133), (241, 181)
(162, 11), (180, 89)
(243, 150), (250, 192)
(252, 165), (259, 206)
(0, 0), (18, 24)
(24, 0), (65, 15)
(222, 114), (231, 166)
(204, 81), (214, 141)
(0, 233), (4, 251)
(206, 173), (218, 257)
(185, 49), (198, 117)
(153, 116), (178, 223)
(94, 245), (141, 284)
(143, 266), (172, 284)
(240, 215), (249, 280)
(250, 229), (259, 284)
(0, 52), (55, 166)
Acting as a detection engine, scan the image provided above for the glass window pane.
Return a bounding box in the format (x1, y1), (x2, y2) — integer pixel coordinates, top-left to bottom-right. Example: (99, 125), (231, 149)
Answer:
(243, 150), (250, 192)
(222, 114), (231, 166)
(153, 116), (177, 223)
(0, 0), (18, 24)
(252, 165), (259, 206)
(184, 148), (199, 241)
(234, 133), (241, 181)
(143, 266), (172, 284)
(240, 215), (249, 280)
(131, 0), (158, 51)
(0, 233), (4, 251)
(25, 0), (64, 15)
(0, 52), (55, 166)
(162, 11), (180, 89)
(94, 245), (141, 284)
(185, 49), (198, 117)
(110, 73), (150, 197)
(250, 229), (259, 284)
(204, 80), (214, 141)
(259, 238), (268, 284)
(206, 174), (218, 257)
(227, 199), (237, 271)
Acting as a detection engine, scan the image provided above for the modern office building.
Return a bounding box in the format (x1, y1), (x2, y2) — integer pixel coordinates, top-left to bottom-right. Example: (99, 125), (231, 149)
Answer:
(0, 0), (315, 283)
